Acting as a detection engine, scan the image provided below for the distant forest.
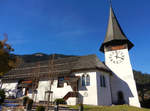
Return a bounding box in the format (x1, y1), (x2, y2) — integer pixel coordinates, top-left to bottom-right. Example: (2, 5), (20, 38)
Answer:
(133, 70), (150, 108)
(15, 53), (150, 108)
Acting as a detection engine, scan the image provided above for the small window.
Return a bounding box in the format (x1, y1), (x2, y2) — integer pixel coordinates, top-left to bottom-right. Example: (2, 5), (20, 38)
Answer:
(82, 75), (86, 86)
(100, 75), (106, 87)
(57, 77), (64, 87)
(100, 75), (103, 87)
(102, 76), (106, 87)
(86, 75), (90, 86)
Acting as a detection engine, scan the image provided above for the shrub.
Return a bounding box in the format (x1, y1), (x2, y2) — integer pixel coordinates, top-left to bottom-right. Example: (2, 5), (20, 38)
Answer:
(141, 99), (150, 108)
(54, 98), (66, 105)
(23, 96), (29, 106)
(78, 103), (84, 111)
(0, 89), (5, 105)
(36, 106), (45, 111)
(26, 99), (33, 110)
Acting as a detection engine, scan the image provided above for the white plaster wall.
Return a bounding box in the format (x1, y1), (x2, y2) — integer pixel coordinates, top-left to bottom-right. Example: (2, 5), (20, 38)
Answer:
(36, 79), (73, 103)
(2, 82), (18, 97)
(36, 81), (50, 101)
(105, 49), (140, 107)
(1, 71), (111, 106)
(37, 71), (99, 105)
(51, 80), (73, 100)
(96, 71), (112, 105)
(75, 71), (98, 105)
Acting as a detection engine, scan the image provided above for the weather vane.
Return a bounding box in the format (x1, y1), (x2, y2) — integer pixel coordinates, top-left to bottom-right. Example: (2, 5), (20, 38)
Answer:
(109, 0), (112, 6)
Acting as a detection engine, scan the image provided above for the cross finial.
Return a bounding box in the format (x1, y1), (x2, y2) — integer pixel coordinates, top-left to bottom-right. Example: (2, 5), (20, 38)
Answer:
(109, 0), (112, 7)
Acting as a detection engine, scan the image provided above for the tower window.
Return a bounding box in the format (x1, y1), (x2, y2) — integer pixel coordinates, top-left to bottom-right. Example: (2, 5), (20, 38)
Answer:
(100, 75), (106, 87)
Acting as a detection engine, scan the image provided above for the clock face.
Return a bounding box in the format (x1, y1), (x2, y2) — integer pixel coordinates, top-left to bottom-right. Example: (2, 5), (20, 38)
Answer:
(109, 50), (125, 64)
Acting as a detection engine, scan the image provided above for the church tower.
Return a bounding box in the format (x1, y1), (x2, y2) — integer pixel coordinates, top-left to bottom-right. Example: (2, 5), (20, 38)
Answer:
(100, 4), (140, 107)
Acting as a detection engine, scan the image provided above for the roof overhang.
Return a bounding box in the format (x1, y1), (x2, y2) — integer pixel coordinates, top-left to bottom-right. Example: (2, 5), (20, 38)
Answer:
(100, 39), (134, 52)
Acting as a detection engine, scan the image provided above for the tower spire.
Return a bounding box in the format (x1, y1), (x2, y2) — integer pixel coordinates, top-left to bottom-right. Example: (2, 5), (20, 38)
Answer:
(100, 3), (134, 52)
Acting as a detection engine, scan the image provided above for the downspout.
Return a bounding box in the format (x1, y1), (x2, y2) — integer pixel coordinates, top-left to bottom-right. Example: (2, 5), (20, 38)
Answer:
(109, 74), (113, 105)
(96, 71), (100, 105)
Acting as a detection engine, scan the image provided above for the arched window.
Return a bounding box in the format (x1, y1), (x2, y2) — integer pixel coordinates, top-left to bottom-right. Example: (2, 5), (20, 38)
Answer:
(82, 75), (86, 86)
(86, 75), (90, 86)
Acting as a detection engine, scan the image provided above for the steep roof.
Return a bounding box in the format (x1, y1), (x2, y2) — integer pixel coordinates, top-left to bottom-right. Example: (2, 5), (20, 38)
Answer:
(100, 5), (134, 52)
(2, 54), (111, 81)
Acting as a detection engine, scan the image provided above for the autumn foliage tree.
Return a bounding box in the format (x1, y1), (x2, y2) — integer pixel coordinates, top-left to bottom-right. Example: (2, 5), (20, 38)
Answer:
(0, 33), (18, 76)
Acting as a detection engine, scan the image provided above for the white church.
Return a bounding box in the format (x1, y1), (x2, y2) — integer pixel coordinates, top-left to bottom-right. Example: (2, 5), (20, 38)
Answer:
(1, 5), (140, 107)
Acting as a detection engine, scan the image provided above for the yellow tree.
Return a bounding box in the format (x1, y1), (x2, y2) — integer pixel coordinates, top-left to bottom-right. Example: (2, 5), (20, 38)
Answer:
(0, 33), (17, 76)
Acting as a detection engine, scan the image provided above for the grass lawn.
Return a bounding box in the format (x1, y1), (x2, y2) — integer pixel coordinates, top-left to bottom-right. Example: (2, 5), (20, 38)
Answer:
(68, 105), (150, 111)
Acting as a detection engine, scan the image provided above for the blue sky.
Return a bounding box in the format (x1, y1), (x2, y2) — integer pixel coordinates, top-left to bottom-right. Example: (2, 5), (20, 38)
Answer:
(0, 0), (150, 73)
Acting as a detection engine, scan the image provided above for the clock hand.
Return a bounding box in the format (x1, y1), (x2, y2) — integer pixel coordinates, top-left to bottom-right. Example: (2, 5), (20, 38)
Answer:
(115, 51), (118, 59)
(117, 56), (124, 60)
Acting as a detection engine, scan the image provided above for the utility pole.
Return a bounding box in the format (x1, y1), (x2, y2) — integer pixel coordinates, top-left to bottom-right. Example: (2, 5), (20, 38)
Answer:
(46, 54), (55, 111)
(32, 62), (40, 102)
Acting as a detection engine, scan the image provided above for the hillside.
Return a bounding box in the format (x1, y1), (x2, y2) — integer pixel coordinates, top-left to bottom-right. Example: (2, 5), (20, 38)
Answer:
(15, 53), (75, 63)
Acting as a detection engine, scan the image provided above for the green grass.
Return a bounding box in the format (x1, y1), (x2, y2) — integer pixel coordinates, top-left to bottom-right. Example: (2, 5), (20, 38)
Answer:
(68, 105), (150, 111)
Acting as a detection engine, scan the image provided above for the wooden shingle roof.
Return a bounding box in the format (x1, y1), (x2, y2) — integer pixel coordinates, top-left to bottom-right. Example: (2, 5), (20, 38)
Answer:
(100, 5), (134, 52)
(2, 54), (111, 81)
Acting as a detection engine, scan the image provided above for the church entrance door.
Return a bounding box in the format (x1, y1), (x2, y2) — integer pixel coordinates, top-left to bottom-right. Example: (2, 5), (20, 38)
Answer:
(117, 91), (125, 105)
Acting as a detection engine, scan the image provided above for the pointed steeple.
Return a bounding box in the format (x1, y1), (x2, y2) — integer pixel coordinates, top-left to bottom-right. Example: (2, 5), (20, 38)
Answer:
(100, 4), (134, 52)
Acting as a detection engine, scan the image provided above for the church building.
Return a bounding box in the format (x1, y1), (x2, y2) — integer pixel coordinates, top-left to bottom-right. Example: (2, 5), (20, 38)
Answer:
(1, 4), (140, 107)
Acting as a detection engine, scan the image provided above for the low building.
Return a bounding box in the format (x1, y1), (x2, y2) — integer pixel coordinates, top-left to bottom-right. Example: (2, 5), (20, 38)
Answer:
(2, 54), (112, 106)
